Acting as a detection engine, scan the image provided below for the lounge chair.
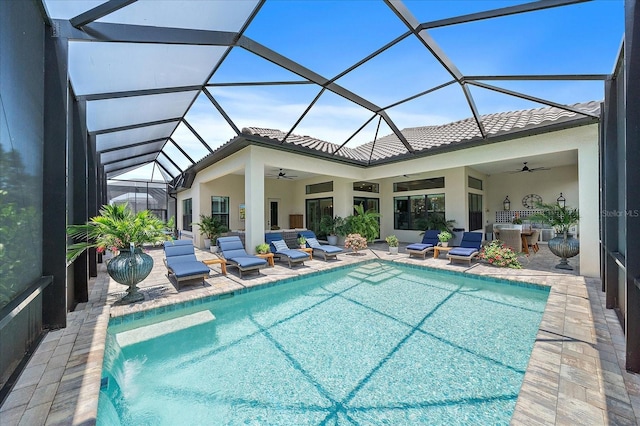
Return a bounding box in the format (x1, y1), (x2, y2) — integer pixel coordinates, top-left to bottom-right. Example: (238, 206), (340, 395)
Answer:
(447, 232), (483, 266)
(405, 230), (440, 259)
(297, 230), (342, 261)
(217, 236), (268, 278)
(265, 232), (310, 267)
(163, 240), (211, 290)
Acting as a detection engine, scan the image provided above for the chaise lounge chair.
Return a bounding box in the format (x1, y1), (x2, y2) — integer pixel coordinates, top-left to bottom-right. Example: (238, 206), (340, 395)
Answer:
(297, 230), (342, 261)
(405, 230), (440, 259)
(447, 232), (483, 266)
(265, 232), (310, 267)
(163, 240), (211, 290)
(217, 236), (268, 278)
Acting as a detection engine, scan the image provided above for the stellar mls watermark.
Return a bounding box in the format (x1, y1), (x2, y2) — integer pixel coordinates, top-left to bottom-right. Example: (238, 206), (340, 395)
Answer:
(601, 209), (640, 217)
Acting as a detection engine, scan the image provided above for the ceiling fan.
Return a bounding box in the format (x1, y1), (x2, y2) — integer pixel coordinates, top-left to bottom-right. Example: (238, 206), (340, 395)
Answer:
(266, 168), (298, 179)
(509, 162), (550, 174)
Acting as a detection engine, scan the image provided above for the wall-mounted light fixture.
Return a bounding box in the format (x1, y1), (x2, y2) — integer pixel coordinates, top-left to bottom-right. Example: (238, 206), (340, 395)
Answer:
(557, 192), (566, 208)
(503, 196), (511, 211)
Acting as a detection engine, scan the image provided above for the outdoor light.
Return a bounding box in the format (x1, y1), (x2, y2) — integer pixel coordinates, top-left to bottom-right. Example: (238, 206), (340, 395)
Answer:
(557, 192), (566, 208)
(503, 196), (511, 211)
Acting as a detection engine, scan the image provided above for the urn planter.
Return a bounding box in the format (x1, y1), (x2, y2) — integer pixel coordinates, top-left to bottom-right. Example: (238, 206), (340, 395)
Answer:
(547, 233), (580, 270)
(107, 248), (154, 303)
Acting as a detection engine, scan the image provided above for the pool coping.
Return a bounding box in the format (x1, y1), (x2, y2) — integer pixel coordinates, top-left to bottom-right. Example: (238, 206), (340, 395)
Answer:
(1, 246), (639, 425)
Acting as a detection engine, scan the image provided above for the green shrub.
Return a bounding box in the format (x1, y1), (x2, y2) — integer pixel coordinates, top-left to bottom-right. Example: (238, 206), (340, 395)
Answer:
(478, 240), (522, 269)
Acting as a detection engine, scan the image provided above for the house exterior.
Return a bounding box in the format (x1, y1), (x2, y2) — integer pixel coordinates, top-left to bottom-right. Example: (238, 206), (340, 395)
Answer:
(175, 102), (600, 277)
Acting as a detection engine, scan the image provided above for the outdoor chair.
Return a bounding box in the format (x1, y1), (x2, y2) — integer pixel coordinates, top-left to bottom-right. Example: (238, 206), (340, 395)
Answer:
(265, 232), (310, 267)
(297, 230), (342, 261)
(525, 229), (540, 254)
(217, 236), (268, 278)
(498, 228), (523, 253)
(447, 232), (483, 266)
(163, 240), (211, 290)
(405, 230), (440, 259)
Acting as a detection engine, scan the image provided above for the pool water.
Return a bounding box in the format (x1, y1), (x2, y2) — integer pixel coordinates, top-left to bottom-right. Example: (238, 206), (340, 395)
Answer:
(99, 261), (549, 425)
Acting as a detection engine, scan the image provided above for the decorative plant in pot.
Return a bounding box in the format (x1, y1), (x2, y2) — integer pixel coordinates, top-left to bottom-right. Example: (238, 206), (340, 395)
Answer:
(319, 215), (344, 246)
(255, 243), (270, 254)
(344, 233), (368, 255)
(342, 204), (381, 243)
(385, 235), (399, 255)
(529, 202), (580, 270)
(66, 204), (171, 303)
(297, 235), (307, 249)
(193, 215), (228, 252)
(437, 230), (453, 247)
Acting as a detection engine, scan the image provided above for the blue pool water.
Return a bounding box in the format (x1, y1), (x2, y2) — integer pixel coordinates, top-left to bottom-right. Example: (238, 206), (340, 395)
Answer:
(99, 261), (549, 425)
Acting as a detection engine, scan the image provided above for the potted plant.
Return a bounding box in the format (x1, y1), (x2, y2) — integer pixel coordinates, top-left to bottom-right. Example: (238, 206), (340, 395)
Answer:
(66, 203), (171, 303)
(437, 230), (453, 247)
(319, 215), (344, 245)
(297, 235), (307, 248)
(528, 202), (580, 270)
(385, 235), (399, 255)
(255, 243), (270, 254)
(344, 233), (368, 255)
(193, 215), (228, 251)
(342, 204), (380, 243)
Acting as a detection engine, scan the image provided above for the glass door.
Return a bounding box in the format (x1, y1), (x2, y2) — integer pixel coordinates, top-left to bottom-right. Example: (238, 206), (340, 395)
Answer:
(305, 197), (333, 237)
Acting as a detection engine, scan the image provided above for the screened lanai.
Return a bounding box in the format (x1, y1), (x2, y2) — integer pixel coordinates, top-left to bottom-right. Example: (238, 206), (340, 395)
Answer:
(3, 0), (640, 417)
(41, 0), (621, 183)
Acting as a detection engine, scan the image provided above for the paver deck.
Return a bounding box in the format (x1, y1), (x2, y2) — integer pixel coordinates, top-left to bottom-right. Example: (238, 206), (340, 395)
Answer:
(1, 242), (638, 425)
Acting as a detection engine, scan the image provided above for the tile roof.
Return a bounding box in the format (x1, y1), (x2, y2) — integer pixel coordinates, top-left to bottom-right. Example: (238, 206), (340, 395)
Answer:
(242, 101), (600, 163)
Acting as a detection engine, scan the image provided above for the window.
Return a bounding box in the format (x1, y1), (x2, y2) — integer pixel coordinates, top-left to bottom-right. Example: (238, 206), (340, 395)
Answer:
(211, 196), (230, 228)
(306, 181), (333, 194)
(182, 198), (192, 231)
(353, 181), (379, 193)
(469, 193), (483, 231)
(394, 177), (444, 192)
(468, 176), (483, 190)
(394, 193), (445, 230)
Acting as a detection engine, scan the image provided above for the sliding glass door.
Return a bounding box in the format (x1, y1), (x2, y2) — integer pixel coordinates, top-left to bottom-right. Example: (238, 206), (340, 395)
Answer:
(305, 197), (333, 237)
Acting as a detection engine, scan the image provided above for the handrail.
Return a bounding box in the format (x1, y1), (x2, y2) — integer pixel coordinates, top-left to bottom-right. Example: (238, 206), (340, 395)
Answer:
(0, 276), (53, 331)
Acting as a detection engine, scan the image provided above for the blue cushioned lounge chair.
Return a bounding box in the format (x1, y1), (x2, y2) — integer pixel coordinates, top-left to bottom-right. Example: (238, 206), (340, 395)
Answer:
(163, 240), (211, 290)
(297, 230), (342, 261)
(265, 232), (310, 267)
(447, 232), (483, 265)
(405, 230), (440, 259)
(217, 236), (268, 278)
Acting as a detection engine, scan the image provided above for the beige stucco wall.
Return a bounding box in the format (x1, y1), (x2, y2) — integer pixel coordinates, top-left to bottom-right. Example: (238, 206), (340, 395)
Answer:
(176, 123), (599, 276)
(487, 163), (579, 224)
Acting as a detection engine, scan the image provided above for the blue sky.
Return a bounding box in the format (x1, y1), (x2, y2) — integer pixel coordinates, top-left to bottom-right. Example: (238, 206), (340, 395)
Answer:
(42, 0), (624, 181)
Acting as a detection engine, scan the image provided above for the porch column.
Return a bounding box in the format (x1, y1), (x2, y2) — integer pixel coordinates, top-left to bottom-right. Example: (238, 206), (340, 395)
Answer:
(245, 150), (265, 254)
(578, 141), (600, 277)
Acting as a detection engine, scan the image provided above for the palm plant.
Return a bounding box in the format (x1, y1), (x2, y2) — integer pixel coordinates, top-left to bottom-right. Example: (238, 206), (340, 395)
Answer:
(528, 202), (579, 237)
(193, 214), (229, 243)
(66, 203), (170, 262)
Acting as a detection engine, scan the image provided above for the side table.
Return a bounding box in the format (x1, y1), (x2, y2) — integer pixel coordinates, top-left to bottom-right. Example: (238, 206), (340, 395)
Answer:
(433, 246), (453, 259)
(202, 258), (227, 275)
(299, 247), (313, 260)
(256, 252), (275, 267)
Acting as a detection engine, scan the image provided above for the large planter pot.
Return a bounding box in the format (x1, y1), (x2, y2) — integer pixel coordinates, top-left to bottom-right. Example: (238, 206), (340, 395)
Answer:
(327, 235), (339, 246)
(547, 233), (580, 270)
(203, 238), (211, 250)
(107, 248), (153, 303)
(389, 246), (399, 255)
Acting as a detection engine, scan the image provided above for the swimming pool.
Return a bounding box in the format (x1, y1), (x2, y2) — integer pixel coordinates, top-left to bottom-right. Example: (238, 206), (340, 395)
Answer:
(99, 261), (549, 425)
